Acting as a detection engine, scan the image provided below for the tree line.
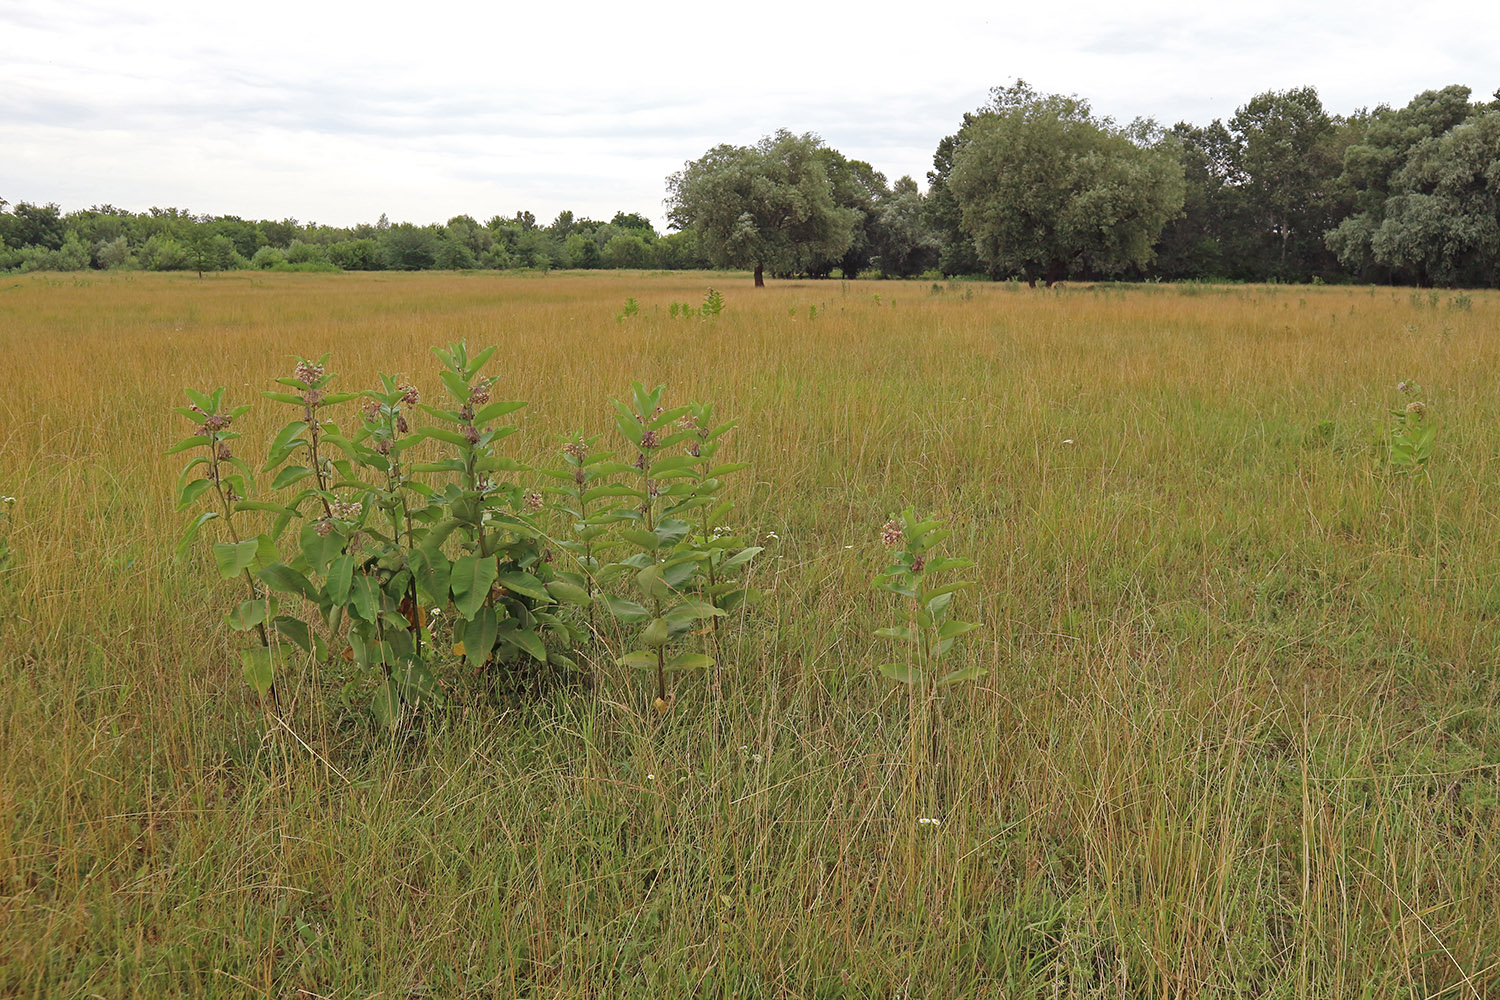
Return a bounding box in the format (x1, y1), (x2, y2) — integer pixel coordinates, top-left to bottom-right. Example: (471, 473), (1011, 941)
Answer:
(0, 203), (714, 276)
(5, 81), (1499, 286)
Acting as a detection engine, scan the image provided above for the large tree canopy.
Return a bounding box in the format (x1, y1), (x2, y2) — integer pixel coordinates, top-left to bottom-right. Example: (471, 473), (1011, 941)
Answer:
(946, 83), (1185, 285)
(1325, 87), (1495, 286)
(666, 130), (857, 286)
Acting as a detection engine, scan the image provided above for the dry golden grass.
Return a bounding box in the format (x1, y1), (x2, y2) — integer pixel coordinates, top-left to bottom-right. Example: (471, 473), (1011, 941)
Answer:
(2, 270), (1499, 997)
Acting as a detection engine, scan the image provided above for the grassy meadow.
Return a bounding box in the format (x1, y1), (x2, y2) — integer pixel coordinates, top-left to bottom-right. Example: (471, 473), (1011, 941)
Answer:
(3, 269), (1500, 998)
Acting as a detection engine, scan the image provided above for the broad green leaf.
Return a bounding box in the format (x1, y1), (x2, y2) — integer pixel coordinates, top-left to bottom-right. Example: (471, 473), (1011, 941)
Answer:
(923, 557), (975, 574)
(177, 477), (213, 510)
(439, 369), (470, 401)
(496, 570), (550, 601)
(719, 546), (763, 571)
(410, 547), (451, 606)
(648, 455), (696, 476)
(468, 344), (498, 372)
(583, 484), (642, 503)
(262, 391), (307, 406)
(270, 466), (314, 490)
(166, 435), (211, 455)
(620, 528), (659, 550)
(475, 400), (525, 423)
(213, 538), (260, 579)
(617, 649), (659, 670)
(922, 582), (975, 606)
(545, 579), (591, 606)
(349, 574), (380, 622)
(500, 624), (548, 662)
(240, 646), (275, 696)
(937, 664), (987, 687)
(272, 615), (312, 652)
(183, 387), (215, 411)
(299, 522), (344, 576)
(450, 554), (497, 619)
(937, 619), (980, 639)
(665, 651), (713, 672)
(635, 564), (670, 601)
(877, 662), (922, 685)
(641, 617), (671, 647)
(226, 599), (269, 631)
(466, 605), (497, 667)
(654, 518), (690, 547)
(663, 600), (725, 625)
(422, 426), (473, 448)
(326, 554), (355, 605)
(257, 563), (319, 602)
(395, 661), (436, 705)
(370, 677), (400, 730)
(600, 594), (650, 623)
(874, 625), (920, 644)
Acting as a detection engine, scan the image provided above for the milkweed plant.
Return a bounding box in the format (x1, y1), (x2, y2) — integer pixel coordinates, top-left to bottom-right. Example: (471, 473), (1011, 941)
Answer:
(171, 346), (764, 729)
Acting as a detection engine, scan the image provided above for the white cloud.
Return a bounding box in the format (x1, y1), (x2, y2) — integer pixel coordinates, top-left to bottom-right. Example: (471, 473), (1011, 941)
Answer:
(2, 0), (1496, 227)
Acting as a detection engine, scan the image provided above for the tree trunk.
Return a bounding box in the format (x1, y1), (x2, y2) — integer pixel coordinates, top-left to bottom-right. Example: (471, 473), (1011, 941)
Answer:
(1044, 258), (1067, 288)
(753, 263), (764, 288)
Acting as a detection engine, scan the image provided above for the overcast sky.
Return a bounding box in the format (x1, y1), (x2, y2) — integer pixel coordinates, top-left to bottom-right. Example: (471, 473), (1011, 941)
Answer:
(3, 0), (1497, 230)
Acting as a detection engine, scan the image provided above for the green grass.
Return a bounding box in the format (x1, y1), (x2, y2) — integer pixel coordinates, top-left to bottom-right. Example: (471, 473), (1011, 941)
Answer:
(1, 271), (1498, 997)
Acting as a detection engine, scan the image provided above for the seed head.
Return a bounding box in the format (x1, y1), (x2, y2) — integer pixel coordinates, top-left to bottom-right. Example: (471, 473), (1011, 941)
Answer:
(881, 519), (904, 548)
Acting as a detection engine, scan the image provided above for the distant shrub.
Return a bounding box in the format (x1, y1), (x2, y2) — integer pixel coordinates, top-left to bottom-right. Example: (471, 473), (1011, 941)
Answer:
(251, 246), (287, 269)
(19, 236), (90, 272)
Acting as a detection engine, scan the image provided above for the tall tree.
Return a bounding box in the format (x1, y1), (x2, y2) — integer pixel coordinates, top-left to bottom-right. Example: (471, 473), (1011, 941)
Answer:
(807, 150), (888, 278)
(871, 176), (941, 277)
(1326, 86), (1481, 283)
(925, 117), (986, 276)
(1228, 87), (1346, 280)
(1151, 120), (1243, 279)
(1357, 110), (1500, 286)
(947, 82), (1184, 285)
(666, 130), (857, 287)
